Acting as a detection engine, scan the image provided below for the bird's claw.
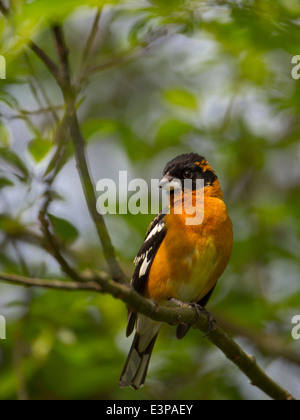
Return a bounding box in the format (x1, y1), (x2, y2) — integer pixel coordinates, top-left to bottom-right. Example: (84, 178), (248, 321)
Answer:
(169, 299), (216, 337)
(191, 303), (216, 337)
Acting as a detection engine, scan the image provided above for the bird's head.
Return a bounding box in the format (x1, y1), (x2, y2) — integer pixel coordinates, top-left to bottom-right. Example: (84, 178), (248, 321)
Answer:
(159, 153), (223, 199)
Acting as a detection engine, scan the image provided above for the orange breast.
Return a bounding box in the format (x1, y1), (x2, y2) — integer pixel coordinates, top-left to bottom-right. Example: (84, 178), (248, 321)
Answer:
(145, 193), (233, 303)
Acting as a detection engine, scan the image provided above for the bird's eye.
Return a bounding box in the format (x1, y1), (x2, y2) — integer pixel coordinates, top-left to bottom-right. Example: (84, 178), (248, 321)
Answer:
(183, 170), (192, 179)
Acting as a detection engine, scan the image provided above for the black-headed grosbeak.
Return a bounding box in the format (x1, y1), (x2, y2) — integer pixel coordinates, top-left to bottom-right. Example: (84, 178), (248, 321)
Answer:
(119, 153), (233, 389)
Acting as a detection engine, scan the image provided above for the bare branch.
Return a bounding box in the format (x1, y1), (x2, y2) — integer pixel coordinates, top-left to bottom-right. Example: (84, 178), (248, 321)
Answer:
(39, 199), (83, 282)
(76, 8), (102, 88)
(0, 271), (102, 292)
(19, 106), (64, 117)
(42, 112), (70, 183)
(1, 7), (126, 285)
(24, 52), (60, 123)
(29, 42), (60, 81)
(52, 24), (126, 284)
(69, 110), (127, 284)
(82, 9), (102, 63)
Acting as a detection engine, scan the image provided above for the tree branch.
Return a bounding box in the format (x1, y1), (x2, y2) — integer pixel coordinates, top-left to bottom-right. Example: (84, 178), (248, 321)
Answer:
(38, 200), (83, 282)
(82, 9), (102, 63)
(29, 42), (60, 81)
(24, 52), (60, 124)
(1, 5), (126, 285)
(43, 111), (70, 182)
(1, 6), (296, 401)
(0, 271), (296, 401)
(52, 24), (126, 284)
(218, 314), (300, 368)
(0, 272), (102, 292)
(76, 8), (102, 89)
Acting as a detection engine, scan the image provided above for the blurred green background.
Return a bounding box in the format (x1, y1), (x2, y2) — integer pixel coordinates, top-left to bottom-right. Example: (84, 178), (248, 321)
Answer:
(0, 0), (300, 400)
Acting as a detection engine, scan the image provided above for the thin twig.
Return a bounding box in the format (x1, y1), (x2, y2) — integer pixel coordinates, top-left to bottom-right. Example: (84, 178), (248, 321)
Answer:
(82, 9), (102, 63)
(10, 239), (31, 278)
(29, 42), (60, 81)
(39, 197), (83, 282)
(0, 271), (103, 292)
(69, 109), (127, 284)
(52, 24), (126, 284)
(76, 8), (102, 88)
(1, 106), (64, 121)
(24, 52), (60, 123)
(42, 111), (70, 183)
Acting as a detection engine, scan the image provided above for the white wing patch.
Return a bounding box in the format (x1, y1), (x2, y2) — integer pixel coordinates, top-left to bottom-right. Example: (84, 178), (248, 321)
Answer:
(134, 247), (153, 266)
(134, 221), (165, 272)
(145, 222), (165, 242)
(131, 212), (167, 294)
(139, 257), (152, 277)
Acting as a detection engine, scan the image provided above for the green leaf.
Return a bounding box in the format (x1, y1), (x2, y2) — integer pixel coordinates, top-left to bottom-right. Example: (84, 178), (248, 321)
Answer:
(163, 88), (198, 109)
(0, 147), (29, 182)
(0, 215), (25, 236)
(48, 214), (79, 244)
(20, 0), (120, 24)
(81, 119), (117, 141)
(28, 138), (53, 163)
(0, 124), (12, 148)
(0, 92), (19, 110)
(0, 177), (14, 189)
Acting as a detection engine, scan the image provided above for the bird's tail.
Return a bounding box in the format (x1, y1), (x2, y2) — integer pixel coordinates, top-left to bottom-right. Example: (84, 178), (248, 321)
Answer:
(119, 316), (161, 389)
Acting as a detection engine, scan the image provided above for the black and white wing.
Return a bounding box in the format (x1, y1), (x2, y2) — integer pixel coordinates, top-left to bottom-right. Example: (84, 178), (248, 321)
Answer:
(126, 211), (167, 337)
(132, 211), (166, 292)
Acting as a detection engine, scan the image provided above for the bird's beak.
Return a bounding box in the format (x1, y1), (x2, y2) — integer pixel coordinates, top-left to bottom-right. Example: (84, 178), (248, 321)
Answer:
(159, 173), (182, 191)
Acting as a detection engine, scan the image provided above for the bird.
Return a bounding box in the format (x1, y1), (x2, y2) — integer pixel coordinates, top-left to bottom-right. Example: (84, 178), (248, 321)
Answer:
(119, 153), (233, 389)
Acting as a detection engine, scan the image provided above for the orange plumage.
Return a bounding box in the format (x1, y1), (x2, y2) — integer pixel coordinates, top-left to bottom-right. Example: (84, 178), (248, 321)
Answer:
(119, 153), (233, 389)
(145, 191), (233, 303)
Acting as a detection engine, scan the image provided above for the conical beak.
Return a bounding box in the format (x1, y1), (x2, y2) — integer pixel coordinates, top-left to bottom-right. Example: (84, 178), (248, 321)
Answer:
(158, 173), (182, 191)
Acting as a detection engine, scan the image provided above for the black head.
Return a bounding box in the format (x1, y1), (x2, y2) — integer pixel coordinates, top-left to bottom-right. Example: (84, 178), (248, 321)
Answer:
(160, 153), (218, 192)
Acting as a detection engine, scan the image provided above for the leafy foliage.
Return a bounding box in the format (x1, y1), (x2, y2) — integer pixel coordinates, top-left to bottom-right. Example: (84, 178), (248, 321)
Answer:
(0, 0), (299, 401)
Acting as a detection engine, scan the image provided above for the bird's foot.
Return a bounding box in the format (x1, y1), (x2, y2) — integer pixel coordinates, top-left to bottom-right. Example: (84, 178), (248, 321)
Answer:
(169, 298), (191, 309)
(168, 299), (216, 337)
(191, 303), (216, 337)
